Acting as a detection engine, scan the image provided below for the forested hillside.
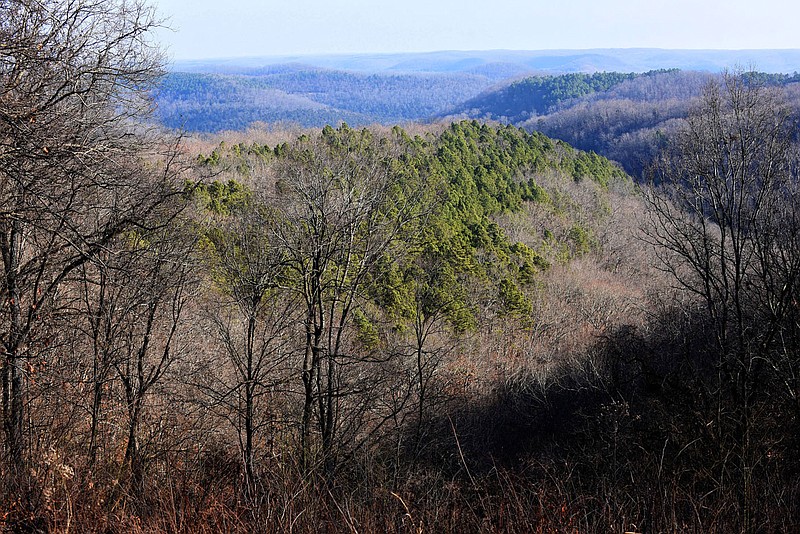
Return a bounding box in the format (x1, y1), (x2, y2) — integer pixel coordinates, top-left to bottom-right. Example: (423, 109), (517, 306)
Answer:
(155, 69), (494, 130)
(449, 69), (800, 177)
(445, 71), (644, 122)
(5, 3), (800, 531)
(154, 67), (800, 180)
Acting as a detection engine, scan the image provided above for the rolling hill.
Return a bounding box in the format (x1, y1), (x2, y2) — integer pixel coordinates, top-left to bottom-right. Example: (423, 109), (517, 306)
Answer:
(170, 48), (800, 76)
(153, 49), (800, 175)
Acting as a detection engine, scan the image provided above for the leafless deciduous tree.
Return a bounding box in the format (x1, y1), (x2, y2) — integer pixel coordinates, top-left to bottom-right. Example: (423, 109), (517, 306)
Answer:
(107, 230), (197, 495)
(202, 200), (298, 499)
(645, 72), (800, 532)
(272, 125), (429, 474)
(0, 0), (182, 475)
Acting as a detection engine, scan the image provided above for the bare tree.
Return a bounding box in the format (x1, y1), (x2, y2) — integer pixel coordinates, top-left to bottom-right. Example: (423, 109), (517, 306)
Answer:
(109, 229), (196, 498)
(397, 252), (473, 453)
(202, 200), (297, 499)
(0, 0), (182, 474)
(273, 125), (429, 474)
(78, 250), (133, 470)
(644, 71), (800, 532)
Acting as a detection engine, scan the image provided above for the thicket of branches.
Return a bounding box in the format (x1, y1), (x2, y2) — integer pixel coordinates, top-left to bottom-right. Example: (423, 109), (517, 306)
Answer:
(3, 1), (800, 532)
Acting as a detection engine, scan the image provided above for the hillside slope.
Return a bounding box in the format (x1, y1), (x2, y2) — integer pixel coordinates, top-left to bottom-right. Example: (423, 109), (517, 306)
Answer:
(450, 70), (800, 177)
(171, 48), (800, 76)
(155, 69), (494, 131)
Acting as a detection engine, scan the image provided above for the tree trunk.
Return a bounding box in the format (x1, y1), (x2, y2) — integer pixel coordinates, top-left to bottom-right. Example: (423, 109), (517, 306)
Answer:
(2, 220), (25, 468)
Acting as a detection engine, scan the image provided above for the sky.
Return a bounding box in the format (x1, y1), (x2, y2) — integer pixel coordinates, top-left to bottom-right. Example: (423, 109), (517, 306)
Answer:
(151, 0), (800, 61)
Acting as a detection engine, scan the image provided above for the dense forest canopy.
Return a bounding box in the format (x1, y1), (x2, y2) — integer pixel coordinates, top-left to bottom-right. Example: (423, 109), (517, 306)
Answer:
(172, 49), (800, 77)
(154, 69), (494, 130)
(4, 1), (800, 531)
(190, 120), (626, 326)
(446, 71), (645, 121)
(154, 67), (800, 180)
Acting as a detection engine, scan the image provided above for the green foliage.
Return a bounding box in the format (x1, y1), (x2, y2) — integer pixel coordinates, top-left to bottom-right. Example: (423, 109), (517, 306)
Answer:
(567, 223), (594, 256)
(369, 256), (415, 321)
(568, 151), (626, 187)
(455, 72), (639, 122)
(366, 120), (617, 330)
(418, 120), (618, 277)
(193, 121), (629, 332)
(740, 70), (800, 86)
(498, 278), (532, 316)
(196, 142), (274, 177)
(353, 309), (381, 350)
(510, 242), (550, 284)
(186, 179), (251, 215)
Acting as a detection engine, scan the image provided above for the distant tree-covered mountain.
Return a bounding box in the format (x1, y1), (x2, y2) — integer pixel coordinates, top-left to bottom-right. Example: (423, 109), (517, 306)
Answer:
(524, 71), (712, 177)
(155, 72), (372, 131)
(529, 71), (800, 177)
(444, 71), (652, 122)
(154, 69), (494, 131)
(447, 70), (800, 177)
(154, 51), (800, 177)
(171, 49), (800, 76)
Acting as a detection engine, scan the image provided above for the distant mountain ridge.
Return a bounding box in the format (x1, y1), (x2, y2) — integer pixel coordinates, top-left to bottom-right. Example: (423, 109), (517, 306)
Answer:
(154, 69), (494, 131)
(155, 49), (800, 171)
(170, 48), (800, 76)
(449, 70), (800, 178)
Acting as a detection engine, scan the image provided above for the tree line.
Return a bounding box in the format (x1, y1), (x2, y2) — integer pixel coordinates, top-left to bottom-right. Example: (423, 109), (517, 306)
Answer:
(154, 70), (493, 131)
(3, 1), (800, 531)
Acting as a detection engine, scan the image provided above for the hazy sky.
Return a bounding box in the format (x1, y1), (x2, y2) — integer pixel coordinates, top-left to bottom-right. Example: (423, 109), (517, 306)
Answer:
(152, 0), (800, 60)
